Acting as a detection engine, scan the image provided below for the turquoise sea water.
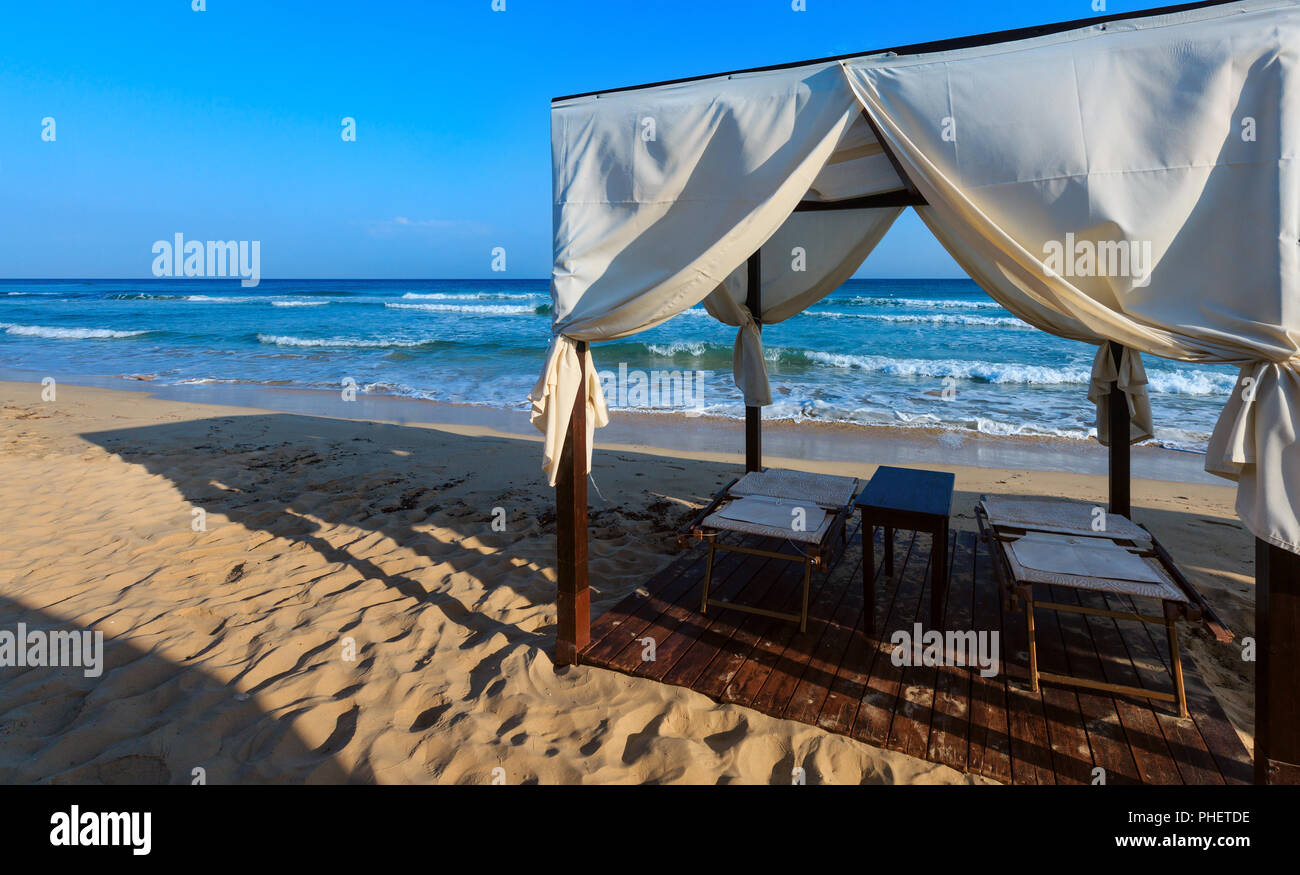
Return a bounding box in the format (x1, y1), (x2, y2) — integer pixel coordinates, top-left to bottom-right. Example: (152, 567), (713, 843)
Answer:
(0, 278), (1236, 451)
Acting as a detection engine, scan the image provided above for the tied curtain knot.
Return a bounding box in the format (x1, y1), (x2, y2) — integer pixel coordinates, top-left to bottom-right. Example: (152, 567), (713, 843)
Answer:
(1087, 343), (1154, 447)
(528, 335), (610, 487)
(734, 306), (771, 408)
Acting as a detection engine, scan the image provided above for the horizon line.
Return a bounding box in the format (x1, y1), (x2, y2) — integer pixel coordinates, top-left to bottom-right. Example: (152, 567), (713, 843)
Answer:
(0, 276), (975, 282)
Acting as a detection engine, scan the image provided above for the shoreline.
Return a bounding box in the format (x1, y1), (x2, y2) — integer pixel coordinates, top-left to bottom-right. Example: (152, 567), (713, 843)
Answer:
(0, 367), (1223, 486)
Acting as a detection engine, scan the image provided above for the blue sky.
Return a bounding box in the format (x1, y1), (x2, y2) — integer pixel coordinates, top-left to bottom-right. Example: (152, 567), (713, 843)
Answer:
(1, 0), (1156, 279)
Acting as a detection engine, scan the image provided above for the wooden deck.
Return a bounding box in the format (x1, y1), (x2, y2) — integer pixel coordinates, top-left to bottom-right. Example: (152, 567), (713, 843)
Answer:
(578, 523), (1253, 784)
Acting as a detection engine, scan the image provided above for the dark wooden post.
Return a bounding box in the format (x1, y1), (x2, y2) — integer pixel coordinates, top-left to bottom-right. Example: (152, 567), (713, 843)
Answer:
(744, 250), (763, 473)
(1256, 539), (1300, 784)
(554, 340), (590, 666)
(1108, 341), (1131, 518)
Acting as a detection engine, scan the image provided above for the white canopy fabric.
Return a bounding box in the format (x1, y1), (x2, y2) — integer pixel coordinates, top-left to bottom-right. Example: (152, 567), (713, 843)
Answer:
(532, 0), (1300, 553)
(532, 61), (905, 482)
(842, 0), (1300, 551)
(703, 206), (903, 406)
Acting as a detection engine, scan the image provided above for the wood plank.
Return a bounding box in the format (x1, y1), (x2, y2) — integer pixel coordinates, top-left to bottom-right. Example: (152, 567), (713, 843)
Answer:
(693, 545), (818, 700)
(638, 545), (778, 681)
(745, 252), (762, 473)
(750, 532), (862, 716)
(603, 536), (755, 675)
(925, 531), (977, 773)
(816, 526), (892, 735)
(998, 574), (1056, 784)
(1107, 341), (1131, 517)
(783, 531), (867, 725)
(1136, 614), (1253, 785)
(577, 502), (1250, 786)
(965, 535), (1013, 783)
(1258, 539), (1300, 783)
(1033, 584), (1101, 784)
(851, 531), (926, 748)
(1116, 592), (1232, 785)
(585, 547), (700, 649)
(1048, 584), (1144, 785)
(659, 547), (793, 689)
(721, 547), (844, 708)
(581, 536), (745, 666)
(887, 530), (961, 761)
(1072, 587), (1182, 784)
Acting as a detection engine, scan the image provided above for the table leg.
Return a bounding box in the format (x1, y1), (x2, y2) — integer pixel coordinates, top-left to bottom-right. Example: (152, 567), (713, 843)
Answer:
(884, 526), (894, 578)
(1025, 592), (1039, 692)
(863, 520), (875, 636)
(1165, 602), (1189, 719)
(931, 521), (948, 628)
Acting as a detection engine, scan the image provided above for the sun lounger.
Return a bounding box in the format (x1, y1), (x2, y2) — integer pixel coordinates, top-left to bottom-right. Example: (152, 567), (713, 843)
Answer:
(678, 469), (859, 632)
(975, 496), (1232, 718)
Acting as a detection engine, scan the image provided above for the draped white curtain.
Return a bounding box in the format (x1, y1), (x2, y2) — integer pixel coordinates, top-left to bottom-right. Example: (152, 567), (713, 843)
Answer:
(842, 0), (1300, 551)
(531, 61), (900, 484)
(703, 206), (903, 406)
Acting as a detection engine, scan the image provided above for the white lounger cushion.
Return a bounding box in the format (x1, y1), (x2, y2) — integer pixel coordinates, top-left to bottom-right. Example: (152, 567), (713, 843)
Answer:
(716, 495), (828, 534)
(1009, 532), (1164, 584)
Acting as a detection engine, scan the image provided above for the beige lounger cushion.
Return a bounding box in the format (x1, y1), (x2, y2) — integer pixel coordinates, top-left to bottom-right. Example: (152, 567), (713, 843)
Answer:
(716, 495), (828, 533)
(701, 506), (834, 544)
(981, 494), (1187, 602)
(1009, 532), (1164, 584)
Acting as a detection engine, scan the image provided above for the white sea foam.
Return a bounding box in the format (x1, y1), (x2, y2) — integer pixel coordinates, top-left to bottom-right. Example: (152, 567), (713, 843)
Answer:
(808, 311), (1029, 328)
(800, 350), (1091, 385)
(0, 323), (148, 339)
(270, 300), (329, 307)
(835, 295), (1004, 310)
(646, 341), (717, 357)
(256, 333), (435, 349)
(385, 302), (539, 316)
(399, 292), (543, 301)
(797, 350), (1233, 396)
(1145, 370), (1236, 395)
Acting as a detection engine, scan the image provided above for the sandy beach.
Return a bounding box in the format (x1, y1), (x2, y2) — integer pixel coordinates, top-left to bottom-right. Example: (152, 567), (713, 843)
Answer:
(0, 379), (1255, 784)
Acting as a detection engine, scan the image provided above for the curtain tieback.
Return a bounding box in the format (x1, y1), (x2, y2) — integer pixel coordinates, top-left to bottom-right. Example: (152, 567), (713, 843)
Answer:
(528, 335), (610, 486)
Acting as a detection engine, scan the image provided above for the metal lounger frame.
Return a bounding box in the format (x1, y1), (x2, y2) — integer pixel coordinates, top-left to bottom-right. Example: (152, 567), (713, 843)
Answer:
(678, 477), (852, 633)
(974, 504), (1201, 718)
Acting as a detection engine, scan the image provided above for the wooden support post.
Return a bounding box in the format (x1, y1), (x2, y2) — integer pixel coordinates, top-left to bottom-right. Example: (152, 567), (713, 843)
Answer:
(1108, 341), (1131, 518)
(744, 250), (762, 473)
(1255, 539), (1300, 784)
(554, 340), (590, 666)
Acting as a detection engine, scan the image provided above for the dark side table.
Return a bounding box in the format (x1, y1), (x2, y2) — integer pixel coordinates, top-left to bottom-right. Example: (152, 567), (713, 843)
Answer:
(856, 466), (955, 635)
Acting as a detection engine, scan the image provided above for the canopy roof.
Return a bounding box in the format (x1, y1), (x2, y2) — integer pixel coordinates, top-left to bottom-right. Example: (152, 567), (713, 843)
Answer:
(530, 0), (1300, 555)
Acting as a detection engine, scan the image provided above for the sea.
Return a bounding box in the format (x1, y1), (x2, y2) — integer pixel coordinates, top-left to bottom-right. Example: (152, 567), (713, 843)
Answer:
(0, 278), (1237, 453)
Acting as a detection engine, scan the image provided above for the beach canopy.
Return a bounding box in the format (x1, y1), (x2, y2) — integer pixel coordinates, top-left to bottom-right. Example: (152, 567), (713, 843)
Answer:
(530, 0), (1300, 555)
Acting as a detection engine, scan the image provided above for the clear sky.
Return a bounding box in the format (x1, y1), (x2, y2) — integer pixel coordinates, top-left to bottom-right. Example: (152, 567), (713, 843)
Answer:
(2, 0), (1158, 279)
